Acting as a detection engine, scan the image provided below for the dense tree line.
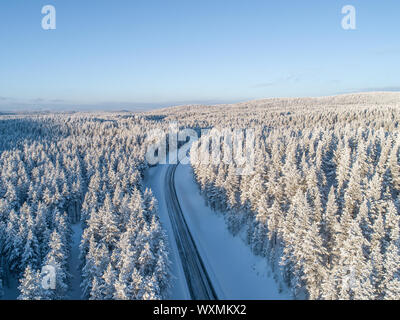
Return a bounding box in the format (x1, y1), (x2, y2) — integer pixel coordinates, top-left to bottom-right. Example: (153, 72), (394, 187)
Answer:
(2, 92), (399, 300)
(0, 114), (170, 299)
(79, 133), (170, 300)
(186, 94), (400, 299)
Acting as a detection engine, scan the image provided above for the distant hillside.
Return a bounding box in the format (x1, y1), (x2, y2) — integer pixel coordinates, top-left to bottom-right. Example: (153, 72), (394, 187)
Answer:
(144, 92), (400, 124)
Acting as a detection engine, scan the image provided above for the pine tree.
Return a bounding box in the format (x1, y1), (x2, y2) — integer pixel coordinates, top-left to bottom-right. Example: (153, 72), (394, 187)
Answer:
(323, 187), (339, 265)
(89, 277), (104, 300)
(20, 229), (40, 272)
(336, 219), (374, 300)
(382, 222), (400, 300)
(100, 194), (120, 248)
(370, 212), (385, 297)
(154, 240), (170, 298)
(43, 230), (69, 299)
(142, 275), (160, 300)
(113, 274), (129, 300)
(301, 222), (327, 300)
(127, 268), (144, 299)
(138, 242), (155, 277)
(18, 266), (44, 300)
(101, 263), (117, 300)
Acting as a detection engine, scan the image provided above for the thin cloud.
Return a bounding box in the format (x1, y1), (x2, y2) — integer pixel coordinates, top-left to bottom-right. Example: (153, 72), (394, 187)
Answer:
(252, 74), (301, 89)
(251, 82), (276, 88)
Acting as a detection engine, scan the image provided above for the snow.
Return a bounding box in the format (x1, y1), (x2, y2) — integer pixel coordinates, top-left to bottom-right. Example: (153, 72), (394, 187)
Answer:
(1, 276), (18, 300)
(3, 161), (291, 301)
(68, 223), (83, 300)
(145, 161), (291, 300)
(174, 163), (291, 300)
(144, 164), (190, 300)
(1, 222), (84, 300)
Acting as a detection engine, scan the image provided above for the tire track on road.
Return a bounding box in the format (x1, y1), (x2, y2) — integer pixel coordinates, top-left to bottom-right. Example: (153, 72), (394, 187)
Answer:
(165, 165), (218, 300)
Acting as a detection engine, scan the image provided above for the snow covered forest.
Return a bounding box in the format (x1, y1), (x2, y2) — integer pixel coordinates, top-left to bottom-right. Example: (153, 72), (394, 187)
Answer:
(145, 92), (400, 300)
(183, 93), (400, 300)
(0, 114), (170, 300)
(1, 92), (400, 300)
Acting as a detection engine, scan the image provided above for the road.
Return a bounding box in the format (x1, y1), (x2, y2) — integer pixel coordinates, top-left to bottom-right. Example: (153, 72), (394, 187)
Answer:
(165, 164), (218, 300)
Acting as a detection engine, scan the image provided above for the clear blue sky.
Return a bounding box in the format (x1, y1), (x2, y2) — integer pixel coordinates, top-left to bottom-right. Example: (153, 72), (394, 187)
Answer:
(0, 0), (399, 111)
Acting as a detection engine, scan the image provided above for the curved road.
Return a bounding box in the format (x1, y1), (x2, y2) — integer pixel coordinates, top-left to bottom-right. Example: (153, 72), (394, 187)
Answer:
(165, 165), (218, 300)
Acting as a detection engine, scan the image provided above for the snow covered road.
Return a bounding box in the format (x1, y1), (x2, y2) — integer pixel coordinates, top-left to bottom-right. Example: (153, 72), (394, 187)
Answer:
(165, 165), (218, 300)
(145, 163), (290, 300)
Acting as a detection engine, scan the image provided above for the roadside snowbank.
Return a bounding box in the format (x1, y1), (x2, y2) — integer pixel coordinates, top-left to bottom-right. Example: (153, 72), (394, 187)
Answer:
(174, 163), (291, 300)
(144, 165), (190, 300)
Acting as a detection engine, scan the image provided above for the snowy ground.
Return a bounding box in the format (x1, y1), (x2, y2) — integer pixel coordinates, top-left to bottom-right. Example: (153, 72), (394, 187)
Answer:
(68, 223), (83, 300)
(144, 164), (191, 299)
(3, 162), (290, 300)
(145, 162), (291, 300)
(175, 163), (290, 300)
(1, 276), (18, 300)
(2, 223), (83, 300)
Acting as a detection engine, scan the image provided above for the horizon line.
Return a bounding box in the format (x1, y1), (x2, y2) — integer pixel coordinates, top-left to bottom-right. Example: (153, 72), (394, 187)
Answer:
(1, 90), (400, 114)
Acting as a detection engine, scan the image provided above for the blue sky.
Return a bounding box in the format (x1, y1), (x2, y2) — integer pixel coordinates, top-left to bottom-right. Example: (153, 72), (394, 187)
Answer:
(0, 0), (399, 111)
